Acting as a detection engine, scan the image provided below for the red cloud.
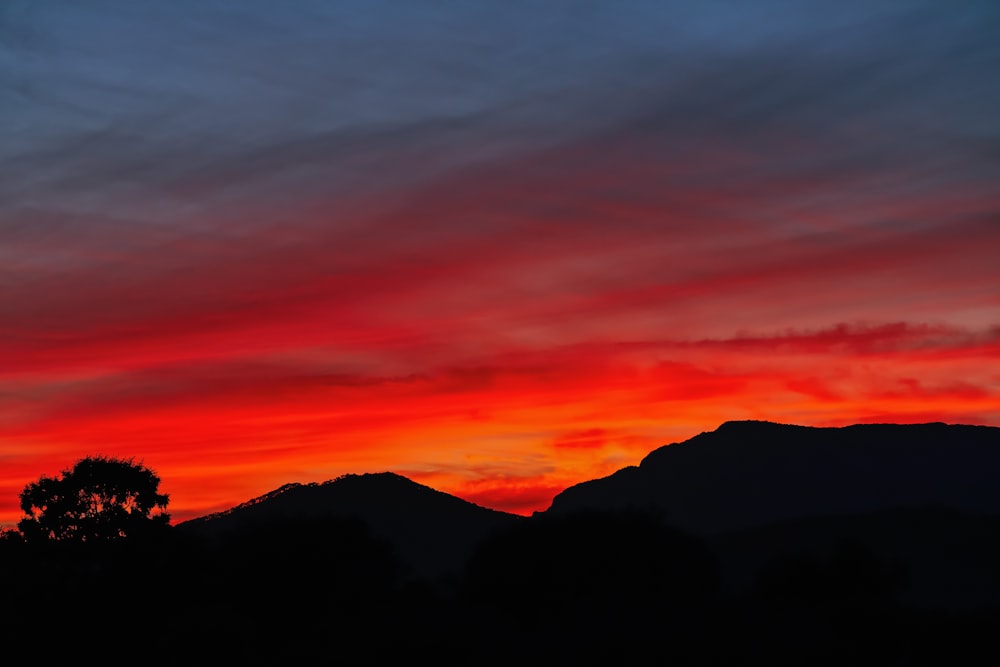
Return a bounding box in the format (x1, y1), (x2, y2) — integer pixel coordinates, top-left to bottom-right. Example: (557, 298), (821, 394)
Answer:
(3, 125), (998, 528)
(552, 428), (610, 450)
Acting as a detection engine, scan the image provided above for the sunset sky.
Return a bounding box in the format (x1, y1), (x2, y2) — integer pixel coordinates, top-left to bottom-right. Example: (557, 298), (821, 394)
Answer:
(2, 1), (998, 527)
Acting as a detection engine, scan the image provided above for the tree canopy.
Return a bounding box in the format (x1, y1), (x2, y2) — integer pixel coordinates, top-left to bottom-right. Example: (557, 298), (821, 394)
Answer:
(18, 455), (170, 543)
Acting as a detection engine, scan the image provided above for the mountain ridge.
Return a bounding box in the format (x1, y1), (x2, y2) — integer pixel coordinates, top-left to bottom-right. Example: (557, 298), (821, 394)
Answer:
(178, 471), (515, 526)
(544, 420), (1000, 533)
(172, 420), (1000, 582)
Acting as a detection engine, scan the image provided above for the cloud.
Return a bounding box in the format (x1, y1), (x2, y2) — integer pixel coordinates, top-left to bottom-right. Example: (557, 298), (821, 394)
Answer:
(551, 428), (611, 450)
(2, 1), (998, 526)
(680, 322), (1000, 357)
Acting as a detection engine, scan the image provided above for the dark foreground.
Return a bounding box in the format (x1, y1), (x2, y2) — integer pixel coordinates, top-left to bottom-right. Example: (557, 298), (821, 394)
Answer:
(2, 507), (999, 666)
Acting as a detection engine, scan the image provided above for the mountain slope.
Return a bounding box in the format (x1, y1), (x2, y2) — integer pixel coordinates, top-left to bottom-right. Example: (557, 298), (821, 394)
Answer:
(544, 420), (1000, 534)
(176, 471), (522, 580)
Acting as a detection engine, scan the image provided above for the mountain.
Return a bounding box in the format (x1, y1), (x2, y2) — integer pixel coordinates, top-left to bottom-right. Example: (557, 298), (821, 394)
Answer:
(544, 420), (1000, 534)
(176, 471), (522, 581)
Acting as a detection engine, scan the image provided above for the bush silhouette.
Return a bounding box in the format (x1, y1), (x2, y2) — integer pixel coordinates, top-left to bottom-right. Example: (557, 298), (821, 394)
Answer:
(18, 455), (170, 543)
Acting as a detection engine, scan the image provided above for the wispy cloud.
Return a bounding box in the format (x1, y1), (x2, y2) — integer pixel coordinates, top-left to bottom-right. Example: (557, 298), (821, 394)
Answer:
(1, 0), (998, 524)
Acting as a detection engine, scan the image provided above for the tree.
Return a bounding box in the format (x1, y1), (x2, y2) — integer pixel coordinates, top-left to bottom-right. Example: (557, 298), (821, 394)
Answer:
(18, 456), (170, 543)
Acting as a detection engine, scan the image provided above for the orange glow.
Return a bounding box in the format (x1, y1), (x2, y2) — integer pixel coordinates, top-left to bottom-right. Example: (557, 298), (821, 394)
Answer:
(3, 132), (998, 529)
(2, 320), (997, 526)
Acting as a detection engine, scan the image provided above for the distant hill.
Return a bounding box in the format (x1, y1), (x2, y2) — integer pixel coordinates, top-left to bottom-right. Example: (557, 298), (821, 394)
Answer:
(176, 471), (522, 581)
(544, 421), (1000, 534)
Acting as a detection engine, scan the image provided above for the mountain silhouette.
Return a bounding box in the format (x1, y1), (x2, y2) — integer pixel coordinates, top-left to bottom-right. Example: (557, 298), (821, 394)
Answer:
(544, 420), (1000, 534)
(176, 471), (522, 581)
(7, 423), (1000, 665)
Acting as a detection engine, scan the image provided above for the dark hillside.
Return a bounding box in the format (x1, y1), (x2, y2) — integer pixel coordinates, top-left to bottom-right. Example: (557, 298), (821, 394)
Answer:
(545, 421), (1000, 533)
(177, 471), (522, 580)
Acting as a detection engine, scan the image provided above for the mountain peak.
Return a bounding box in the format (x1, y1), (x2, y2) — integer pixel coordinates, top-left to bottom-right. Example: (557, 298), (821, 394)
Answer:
(177, 470), (522, 579)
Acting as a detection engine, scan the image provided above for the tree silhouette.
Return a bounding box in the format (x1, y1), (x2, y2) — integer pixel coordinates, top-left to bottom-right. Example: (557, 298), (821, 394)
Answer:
(18, 456), (170, 543)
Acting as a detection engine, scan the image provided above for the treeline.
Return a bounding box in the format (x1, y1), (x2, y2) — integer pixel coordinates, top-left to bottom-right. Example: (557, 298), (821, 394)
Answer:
(2, 508), (999, 666)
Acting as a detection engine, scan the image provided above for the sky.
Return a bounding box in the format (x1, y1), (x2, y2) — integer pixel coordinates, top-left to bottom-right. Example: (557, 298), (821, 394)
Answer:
(2, 0), (999, 527)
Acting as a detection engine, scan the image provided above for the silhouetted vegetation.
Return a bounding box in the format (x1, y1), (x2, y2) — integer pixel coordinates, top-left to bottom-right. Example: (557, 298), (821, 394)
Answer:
(754, 540), (908, 611)
(463, 508), (719, 623)
(2, 500), (1000, 665)
(18, 455), (170, 543)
